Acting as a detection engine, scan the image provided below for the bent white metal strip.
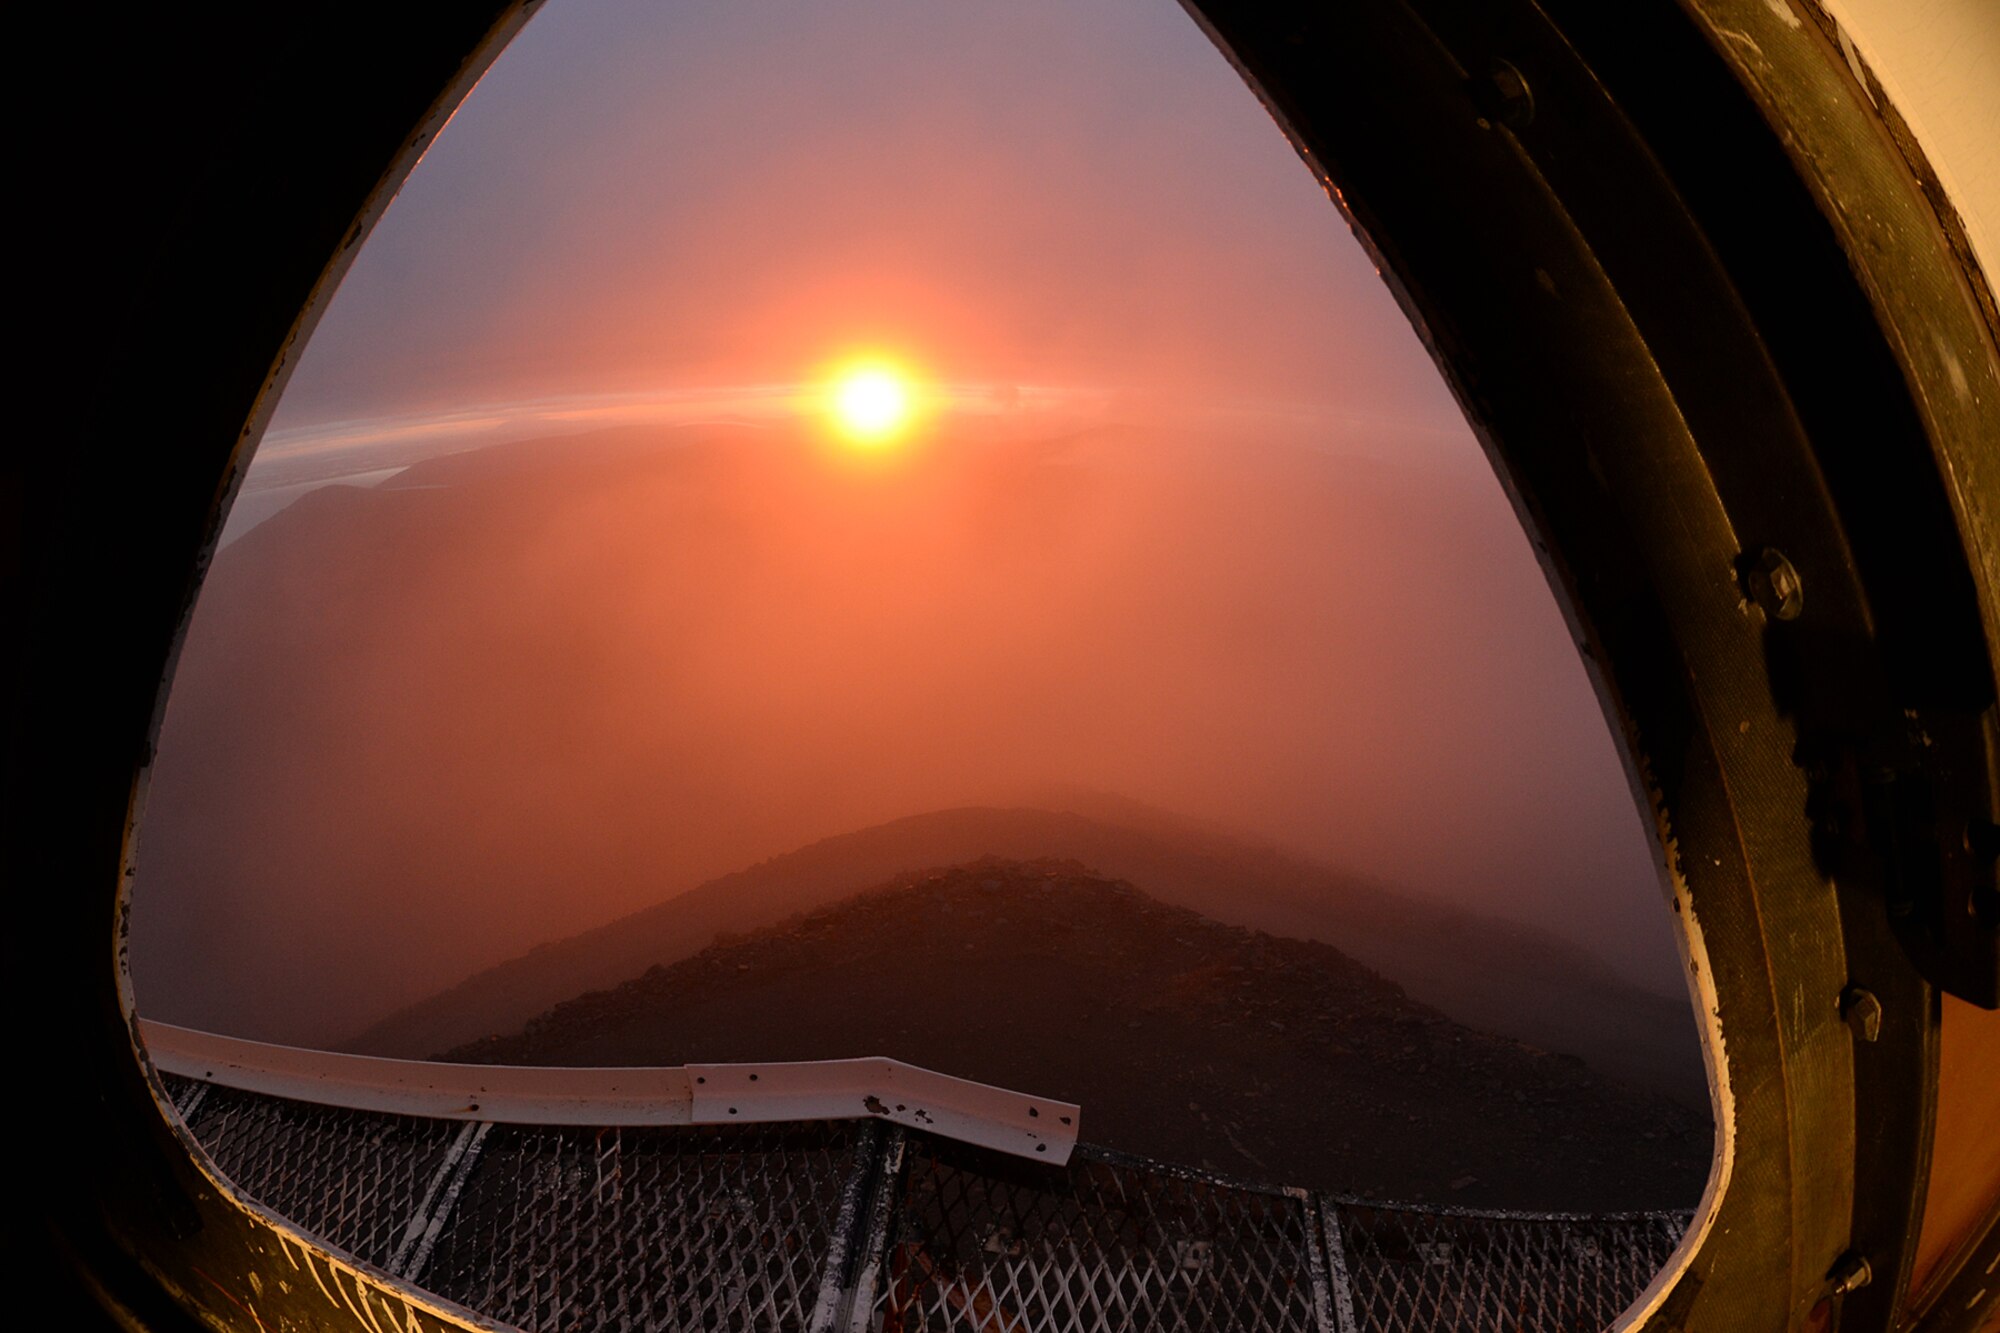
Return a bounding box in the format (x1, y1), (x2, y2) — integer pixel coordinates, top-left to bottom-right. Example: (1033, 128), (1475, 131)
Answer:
(144, 1021), (697, 1125)
(141, 1020), (1078, 1163)
(689, 1058), (1078, 1163)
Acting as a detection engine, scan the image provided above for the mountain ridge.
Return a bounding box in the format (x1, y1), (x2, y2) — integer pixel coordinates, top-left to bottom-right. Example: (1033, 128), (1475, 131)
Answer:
(353, 804), (1707, 1111)
(445, 855), (1710, 1211)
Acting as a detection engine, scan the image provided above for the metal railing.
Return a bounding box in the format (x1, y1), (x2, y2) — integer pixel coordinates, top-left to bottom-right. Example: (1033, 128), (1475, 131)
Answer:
(151, 1025), (1690, 1333)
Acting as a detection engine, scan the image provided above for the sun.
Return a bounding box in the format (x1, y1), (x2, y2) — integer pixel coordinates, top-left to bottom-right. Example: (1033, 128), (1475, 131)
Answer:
(827, 362), (916, 446)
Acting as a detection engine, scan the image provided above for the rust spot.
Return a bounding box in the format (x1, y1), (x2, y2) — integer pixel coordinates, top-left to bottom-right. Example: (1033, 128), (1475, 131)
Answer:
(863, 1095), (889, 1115)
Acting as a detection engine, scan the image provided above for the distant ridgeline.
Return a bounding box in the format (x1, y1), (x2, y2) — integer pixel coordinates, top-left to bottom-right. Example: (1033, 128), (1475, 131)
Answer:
(444, 857), (1710, 1213)
(358, 805), (1710, 1120)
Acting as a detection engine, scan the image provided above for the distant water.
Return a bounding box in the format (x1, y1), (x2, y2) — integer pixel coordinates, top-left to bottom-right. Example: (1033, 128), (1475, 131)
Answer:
(219, 467), (411, 546)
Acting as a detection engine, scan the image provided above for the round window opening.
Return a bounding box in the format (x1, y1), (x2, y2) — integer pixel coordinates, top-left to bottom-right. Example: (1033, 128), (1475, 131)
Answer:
(135, 1), (1714, 1323)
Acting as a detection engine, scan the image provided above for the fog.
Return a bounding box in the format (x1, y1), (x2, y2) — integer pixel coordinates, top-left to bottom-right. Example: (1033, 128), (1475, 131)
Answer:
(130, 0), (1687, 1049)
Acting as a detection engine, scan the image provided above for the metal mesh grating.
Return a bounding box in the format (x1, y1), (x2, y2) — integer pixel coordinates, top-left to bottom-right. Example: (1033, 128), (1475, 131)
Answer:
(869, 1138), (1330, 1333)
(157, 1073), (205, 1118)
(417, 1121), (865, 1333)
(1328, 1200), (1690, 1333)
(190, 1085), (470, 1269)
(158, 1077), (1697, 1333)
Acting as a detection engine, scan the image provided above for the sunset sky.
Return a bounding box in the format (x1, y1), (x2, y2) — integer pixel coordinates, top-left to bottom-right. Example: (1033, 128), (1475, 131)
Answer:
(258, 0), (1465, 470)
(143, 0), (1692, 1046)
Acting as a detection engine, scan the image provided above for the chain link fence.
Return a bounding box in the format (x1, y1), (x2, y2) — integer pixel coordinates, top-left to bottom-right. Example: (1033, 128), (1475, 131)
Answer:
(164, 1078), (1689, 1333)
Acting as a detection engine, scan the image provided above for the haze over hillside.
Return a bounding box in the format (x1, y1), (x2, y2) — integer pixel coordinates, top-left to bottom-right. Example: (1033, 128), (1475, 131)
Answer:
(132, 422), (1684, 1057)
(359, 804), (1706, 1111)
(450, 857), (1711, 1212)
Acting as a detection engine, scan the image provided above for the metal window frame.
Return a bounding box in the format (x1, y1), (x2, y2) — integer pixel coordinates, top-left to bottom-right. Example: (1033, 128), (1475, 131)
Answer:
(8, 1), (1995, 1330)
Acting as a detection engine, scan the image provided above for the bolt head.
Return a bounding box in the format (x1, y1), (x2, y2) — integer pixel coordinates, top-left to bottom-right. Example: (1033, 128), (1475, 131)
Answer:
(1472, 59), (1535, 129)
(1746, 547), (1804, 620)
(1826, 1251), (1873, 1297)
(1840, 987), (1882, 1042)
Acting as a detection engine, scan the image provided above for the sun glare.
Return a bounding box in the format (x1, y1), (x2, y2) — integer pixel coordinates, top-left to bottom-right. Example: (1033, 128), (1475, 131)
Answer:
(829, 363), (916, 446)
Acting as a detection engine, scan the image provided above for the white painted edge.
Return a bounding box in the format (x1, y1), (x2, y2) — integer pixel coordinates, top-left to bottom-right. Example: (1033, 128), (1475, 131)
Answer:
(143, 1020), (696, 1125)
(141, 1020), (1078, 1163)
(689, 1057), (1079, 1164)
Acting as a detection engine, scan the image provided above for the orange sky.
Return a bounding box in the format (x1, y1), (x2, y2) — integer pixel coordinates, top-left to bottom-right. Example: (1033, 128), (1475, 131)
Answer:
(137, 0), (1690, 1044)
(265, 0), (1462, 455)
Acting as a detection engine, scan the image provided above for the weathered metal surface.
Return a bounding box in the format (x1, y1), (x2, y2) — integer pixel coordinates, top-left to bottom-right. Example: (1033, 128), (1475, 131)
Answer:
(869, 1136), (1337, 1333)
(419, 1121), (864, 1333)
(689, 1058), (1079, 1165)
(162, 1074), (1693, 1333)
(1326, 1197), (1692, 1333)
(183, 1083), (471, 1275)
(149, 1021), (1077, 1164)
(147, 1020), (699, 1126)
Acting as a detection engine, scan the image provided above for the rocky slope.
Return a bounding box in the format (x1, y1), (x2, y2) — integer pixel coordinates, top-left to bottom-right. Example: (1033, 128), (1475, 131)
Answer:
(365, 805), (1707, 1112)
(447, 857), (1712, 1212)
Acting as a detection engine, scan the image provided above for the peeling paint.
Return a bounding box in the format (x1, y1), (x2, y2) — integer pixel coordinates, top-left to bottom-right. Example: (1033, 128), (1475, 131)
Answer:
(1762, 0), (1804, 31)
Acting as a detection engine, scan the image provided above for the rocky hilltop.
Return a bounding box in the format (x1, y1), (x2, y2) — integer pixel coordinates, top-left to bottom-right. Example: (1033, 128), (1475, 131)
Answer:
(447, 857), (1711, 1212)
(361, 804), (1708, 1112)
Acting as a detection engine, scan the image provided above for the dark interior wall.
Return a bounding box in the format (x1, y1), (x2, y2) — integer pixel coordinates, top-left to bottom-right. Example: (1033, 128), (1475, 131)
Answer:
(11, 6), (538, 1328)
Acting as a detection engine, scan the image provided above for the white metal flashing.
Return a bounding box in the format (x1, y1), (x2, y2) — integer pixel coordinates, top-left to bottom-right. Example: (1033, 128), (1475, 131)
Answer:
(689, 1057), (1078, 1163)
(142, 1020), (1078, 1164)
(144, 1021), (698, 1125)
